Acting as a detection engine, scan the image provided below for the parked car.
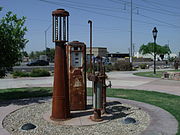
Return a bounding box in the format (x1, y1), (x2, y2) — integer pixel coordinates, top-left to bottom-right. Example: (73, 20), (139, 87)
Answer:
(27, 60), (49, 66)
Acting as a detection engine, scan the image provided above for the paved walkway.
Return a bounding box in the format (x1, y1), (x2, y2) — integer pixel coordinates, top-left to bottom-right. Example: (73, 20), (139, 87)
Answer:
(0, 97), (178, 135)
(0, 69), (180, 96)
(0, 76), (53, 89)
(106, 71), (180, 96)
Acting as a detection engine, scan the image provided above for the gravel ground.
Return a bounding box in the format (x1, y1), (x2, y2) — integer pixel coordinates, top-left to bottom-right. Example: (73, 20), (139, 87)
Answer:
(2, 100), (150, 135)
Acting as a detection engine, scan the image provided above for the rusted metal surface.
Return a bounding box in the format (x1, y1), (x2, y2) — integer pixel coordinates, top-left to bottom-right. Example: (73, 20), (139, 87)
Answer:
(66, 41), (87, 111)
(90, 109), (103, 122)
(102, 65), (107, 114)
(88, 73), (98, 82)
(87, 56), (106, 121)
(51, 41), (70, 120)
(51, 9), (70, 120)
(52, 9), (69, 17)
(88, 55), (112, 120)
(88, 20), (93, 73)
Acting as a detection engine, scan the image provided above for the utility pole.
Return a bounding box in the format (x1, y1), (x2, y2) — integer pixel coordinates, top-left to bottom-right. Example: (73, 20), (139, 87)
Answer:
(133, 43), (135, 57)
(130, 0), (133, 63)
(167, 40), (170, 60)
(45, 25), (51, 56)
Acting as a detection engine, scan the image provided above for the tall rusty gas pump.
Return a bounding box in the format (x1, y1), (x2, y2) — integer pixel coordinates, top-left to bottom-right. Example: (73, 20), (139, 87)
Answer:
(66, 41), (87, 111)
(51, 9), (70, 120)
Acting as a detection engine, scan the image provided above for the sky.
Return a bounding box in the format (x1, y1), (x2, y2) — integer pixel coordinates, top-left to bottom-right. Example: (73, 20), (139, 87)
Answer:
(0, 0), (180, 54)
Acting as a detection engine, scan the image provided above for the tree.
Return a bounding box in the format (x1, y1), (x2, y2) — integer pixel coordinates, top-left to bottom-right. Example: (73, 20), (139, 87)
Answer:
(29, 48), (55, 62)
(46, 48), (55, 62)
(139, 42), (171, 60)
(29, 50), (45, 60)
(29, 51), (36, 60)
(22, 51), (28, 57)
(159, 45), (171, 60)
(0, 11), (28, 77)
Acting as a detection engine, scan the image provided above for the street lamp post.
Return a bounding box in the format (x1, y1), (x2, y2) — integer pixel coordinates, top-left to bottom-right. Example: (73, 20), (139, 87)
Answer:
(152, 27), (158, 74)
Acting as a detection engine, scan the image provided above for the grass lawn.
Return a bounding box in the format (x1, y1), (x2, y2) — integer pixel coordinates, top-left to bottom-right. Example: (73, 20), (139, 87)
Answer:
(133, 69), (180, 78)
(0, 87), (180, 134)
(0, 87), (52, 101)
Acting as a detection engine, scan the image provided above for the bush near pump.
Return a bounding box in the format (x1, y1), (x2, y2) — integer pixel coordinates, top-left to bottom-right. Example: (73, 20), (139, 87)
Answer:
(113, 61), (133, 71)
(30, 69), (50, 77)
(105, 64), (113, 72)
(139, 63), (148, 69)
(13, 71), (29, 77)
(13, 69), (50, 77)
(86, 61), (134, 72)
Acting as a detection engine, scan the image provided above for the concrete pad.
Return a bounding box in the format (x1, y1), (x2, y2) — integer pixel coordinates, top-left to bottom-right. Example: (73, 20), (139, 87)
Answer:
(43, 109), (112, 126)
(0, 77), (53, 89)
(0, 128), (10, 135)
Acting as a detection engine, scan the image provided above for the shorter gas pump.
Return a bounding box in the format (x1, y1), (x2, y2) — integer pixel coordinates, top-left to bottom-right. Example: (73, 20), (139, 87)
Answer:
(66, 41), (87, 111)
(88, 56), (111, 121)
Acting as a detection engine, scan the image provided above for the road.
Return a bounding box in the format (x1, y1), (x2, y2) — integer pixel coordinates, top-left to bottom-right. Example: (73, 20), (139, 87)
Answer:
(0, 70), (180, 96)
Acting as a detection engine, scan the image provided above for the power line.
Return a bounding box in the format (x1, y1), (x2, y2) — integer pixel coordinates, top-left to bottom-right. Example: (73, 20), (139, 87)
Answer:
(39, 0), (130, 20)
(38, 0), (180, 29)
(138, 4), (180, 17)
(129, 0), (180, 14)
(56, 0), (121, 10)
(108, 0), (180, 28)
(39, 0), (125, 13)
(138, 13), (180, 28)
(110, 0), (180, 17)
(141, 0), (180, 10)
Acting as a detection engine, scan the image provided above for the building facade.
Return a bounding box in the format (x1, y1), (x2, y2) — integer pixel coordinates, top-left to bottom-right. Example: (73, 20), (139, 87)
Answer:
(86, 47), (108, 57)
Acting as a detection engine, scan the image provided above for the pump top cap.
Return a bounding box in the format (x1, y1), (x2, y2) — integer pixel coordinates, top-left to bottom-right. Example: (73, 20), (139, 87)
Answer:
(52, 9), (69, 17)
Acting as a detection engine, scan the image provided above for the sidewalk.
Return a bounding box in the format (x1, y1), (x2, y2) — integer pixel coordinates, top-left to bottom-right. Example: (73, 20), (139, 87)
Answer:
(106, 71), (180, 96)
(0, 70), (180, 96)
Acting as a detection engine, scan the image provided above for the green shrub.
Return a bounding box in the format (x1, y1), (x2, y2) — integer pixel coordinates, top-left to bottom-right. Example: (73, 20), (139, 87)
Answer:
(13, 69), (50, 77)
(105, 64), (113, 72)
(13, 71), (29, 77)
(86, 68), (91, 73)
(86, 63), (98, 73)
(30, 69), (50, 77)
(139, 63), (147, 69)
(113, 61), (133, 71)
